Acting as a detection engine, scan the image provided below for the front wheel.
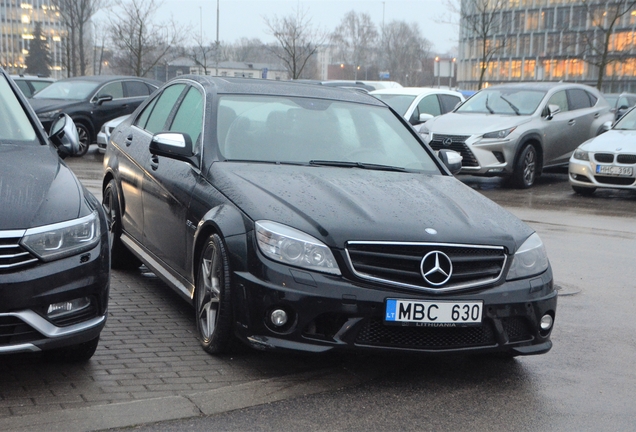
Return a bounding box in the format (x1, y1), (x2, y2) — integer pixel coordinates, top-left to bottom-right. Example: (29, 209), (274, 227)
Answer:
(511, 144), (538, 189)
(195, 234), (234, 354)
(74, 122), (91, 157)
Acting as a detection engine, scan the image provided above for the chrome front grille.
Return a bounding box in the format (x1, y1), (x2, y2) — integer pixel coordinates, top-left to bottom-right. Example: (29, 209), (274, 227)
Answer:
(345, 242), (507, 294)
(0, 231), (38, 272)
(428, 134), (479, 167)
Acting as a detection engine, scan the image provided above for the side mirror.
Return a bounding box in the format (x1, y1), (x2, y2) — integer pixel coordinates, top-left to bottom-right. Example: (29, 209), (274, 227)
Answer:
(418, 113), (434, 123)
(96, 95), (113, 105)
(546, 104), (561, 120)
(437, 149), (463, 175)
(599, 121), (612, 135)
(149, 132), (198, 166)
(49, 113), (80, 158)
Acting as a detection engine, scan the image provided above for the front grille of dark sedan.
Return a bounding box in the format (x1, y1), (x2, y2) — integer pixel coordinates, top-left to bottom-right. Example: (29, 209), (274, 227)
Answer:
(617, 154), (636, 164)
(0, 234), (38, 273)
(345, 242), (507, 293)
(0, 316), (43, 346)
(428, 134), (479, 167)
(594, 153), (615, 163)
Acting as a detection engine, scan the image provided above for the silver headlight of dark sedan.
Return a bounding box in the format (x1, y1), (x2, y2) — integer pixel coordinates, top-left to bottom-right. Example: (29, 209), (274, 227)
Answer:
(506, 233), (549, 281)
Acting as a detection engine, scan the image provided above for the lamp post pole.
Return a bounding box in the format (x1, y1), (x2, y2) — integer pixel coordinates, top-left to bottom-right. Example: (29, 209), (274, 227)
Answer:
(215, 0), (220, 76)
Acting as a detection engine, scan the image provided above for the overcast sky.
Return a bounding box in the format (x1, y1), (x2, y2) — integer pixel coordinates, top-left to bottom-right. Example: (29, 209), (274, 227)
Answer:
(101, 0), (458, 55)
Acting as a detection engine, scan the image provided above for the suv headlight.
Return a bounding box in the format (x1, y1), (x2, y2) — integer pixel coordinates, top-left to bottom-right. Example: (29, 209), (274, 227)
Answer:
(572, 149), (590, 161)
(38, 109), (63, 120)
(483, 127), (516, 139)
(21, 210), (100, 261)
(255, 220), (341, 275)
(506, 233), (549, 281)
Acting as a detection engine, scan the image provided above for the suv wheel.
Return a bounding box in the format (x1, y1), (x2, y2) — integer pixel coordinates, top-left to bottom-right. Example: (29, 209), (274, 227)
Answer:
(511, 144), (538, 188)
(74, 122), (91, 157)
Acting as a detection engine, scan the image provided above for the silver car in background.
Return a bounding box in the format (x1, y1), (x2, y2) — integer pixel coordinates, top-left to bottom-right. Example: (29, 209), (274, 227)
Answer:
(420, 82), (613, 188)
(569, 106), (636, 195)
(97, 115), (129, 154)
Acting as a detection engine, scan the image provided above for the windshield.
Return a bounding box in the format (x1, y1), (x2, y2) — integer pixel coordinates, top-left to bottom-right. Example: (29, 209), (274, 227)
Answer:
(456, 88), (546, 115)
(0, 76), (37, 143)
(33, 80), (99, 100)
(604, 95), (618, 108)
(372, 94), (416, 116)
(217, 95), (440, 173)
(613, 108), (636, 130)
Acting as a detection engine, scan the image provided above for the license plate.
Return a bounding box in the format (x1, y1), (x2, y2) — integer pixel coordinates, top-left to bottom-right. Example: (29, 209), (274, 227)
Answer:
(596, 165), (633, 176)
(385, 299), (483, 325)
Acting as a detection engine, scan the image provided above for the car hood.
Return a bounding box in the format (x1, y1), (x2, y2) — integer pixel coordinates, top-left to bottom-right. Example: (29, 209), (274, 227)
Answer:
(211, 163), (533, 253)
(28, 98), (83, 114)
(0, 144), (83, 230)
(580, 129), (636, 152)
(427, 113), (532, 135)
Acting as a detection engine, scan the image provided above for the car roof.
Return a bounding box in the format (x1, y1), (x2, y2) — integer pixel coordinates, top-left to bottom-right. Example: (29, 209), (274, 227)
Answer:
(56, 75), (161, 86)
(370, 87), (463, 97)
(486, 82), (599, 92)
(10, 74), (54, 81)
(172, 76), (386, 106)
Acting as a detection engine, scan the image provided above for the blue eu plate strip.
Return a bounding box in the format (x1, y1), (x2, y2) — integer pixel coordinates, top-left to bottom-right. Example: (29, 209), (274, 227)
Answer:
(385, 299), (397, 321)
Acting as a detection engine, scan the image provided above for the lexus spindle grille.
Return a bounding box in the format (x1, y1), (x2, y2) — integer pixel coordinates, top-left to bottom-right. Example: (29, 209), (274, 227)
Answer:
(428, 134), (479, 167)
(345, 242), (507, 294)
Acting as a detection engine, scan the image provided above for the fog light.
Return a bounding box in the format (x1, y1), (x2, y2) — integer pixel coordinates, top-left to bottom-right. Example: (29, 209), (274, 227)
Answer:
(47, 297), (90, 319)
(540, 314), (553, 331)
(270, 309), (288, 327)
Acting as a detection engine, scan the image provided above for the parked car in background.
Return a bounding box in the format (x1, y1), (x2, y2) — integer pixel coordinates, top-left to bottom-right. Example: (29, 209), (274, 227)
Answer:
(10, 74), (54, 98)
(103, 76), (556, 358)
(97, 115), (129, 154)
(420, 82), (614, 188)
(0, 68), (110, 362)
(370, 87), (464, 130)
(603, 92), (636, 120)
(29, 75), (160, 156)
(569, 106), (636, 195)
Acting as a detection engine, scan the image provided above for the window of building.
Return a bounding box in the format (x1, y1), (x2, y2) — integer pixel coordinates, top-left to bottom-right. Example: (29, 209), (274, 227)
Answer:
(526, 10), (540, 31)
(514, 10), (525, 32)
(541, 9), (554, 30)
(523, 59), (536, 79)
(556, 7), (570, 30)
(533, 33), (545, 56)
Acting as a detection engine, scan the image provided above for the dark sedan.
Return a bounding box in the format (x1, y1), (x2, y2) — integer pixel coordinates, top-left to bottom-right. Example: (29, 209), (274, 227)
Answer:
(103, 76), (556, 357)
(29, 75), (159, 156)
(1, 69), (110, 361)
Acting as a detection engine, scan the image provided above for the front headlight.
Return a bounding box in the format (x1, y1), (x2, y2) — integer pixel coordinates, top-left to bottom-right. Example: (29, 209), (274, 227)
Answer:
(38, 109), (63, 120)
(572, 149), (590, 161)
(255, 220), (341, 275)
(21, 211), (100, 261)
(506, 233), (549, 281)
(483, 127), (516, 139)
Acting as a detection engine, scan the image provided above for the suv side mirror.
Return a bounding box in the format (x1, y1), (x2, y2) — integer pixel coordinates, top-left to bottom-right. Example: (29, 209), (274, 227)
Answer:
(437, 149), (463, 175)
(546, 104), (561, 120)
(49, 113), (80, 158)
(149, 132), (198, 167)
(96, 95), (113, 105)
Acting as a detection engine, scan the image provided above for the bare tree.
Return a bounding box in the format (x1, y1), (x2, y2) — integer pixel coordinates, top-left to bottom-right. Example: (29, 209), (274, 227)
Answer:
(580, 0), (636, 90)
(264, 7), (327, 79)
(445, 0), (506, 89)
(189, 38), (217, 76)
(380, 21), (432, 86)
(108, 0), (186, 77)
(331, 11), (378, 80)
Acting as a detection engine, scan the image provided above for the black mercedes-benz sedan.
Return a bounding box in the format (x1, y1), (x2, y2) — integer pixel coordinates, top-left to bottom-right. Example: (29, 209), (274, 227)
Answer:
(103, 76), (556, 357)
(0, 69), (110, 361)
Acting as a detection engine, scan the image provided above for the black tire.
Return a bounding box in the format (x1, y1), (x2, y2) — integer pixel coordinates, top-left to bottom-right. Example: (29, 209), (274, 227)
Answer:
(511, 144), (538, 189)
(44, 336), (100, 362)
(74, 122), (91, 157)
(572, 185), (596, 196)
(195, 234), (234, 354)
(102, 179), (141, 270)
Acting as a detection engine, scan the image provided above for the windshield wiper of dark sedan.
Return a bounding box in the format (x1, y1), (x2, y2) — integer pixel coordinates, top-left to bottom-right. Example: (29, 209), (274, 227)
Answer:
(500, 95), (521, 115)
(309, 160), (407, 172)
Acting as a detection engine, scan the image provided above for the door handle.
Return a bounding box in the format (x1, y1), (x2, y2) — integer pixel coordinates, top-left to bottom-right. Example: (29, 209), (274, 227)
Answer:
(594, 113), (600, 118)
(568, 120), (576, 126)
(125, 134), (133, 146)
(150, 155), (159, 170)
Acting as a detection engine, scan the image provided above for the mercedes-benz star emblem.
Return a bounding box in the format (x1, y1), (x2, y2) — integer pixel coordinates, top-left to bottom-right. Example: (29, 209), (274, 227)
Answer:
(420, 251), (453, 286)
(442, 137), (453, 147)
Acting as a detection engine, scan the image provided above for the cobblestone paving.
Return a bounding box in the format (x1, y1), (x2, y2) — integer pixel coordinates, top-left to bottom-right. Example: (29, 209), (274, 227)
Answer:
(0, 267), (341, 420)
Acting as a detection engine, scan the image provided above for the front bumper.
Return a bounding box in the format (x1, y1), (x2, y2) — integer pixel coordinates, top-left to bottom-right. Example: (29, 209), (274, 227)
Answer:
(97, 130), (108, 153)
(231, 251), (557, 356)
(569, 157), (636, 190)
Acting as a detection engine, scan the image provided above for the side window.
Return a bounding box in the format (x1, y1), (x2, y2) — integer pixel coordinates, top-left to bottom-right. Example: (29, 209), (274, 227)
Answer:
(169, 87), (204, 148)
(587, 92), (598, 106)
(567, 89), (592, 110)
(143, 84), (187, 134)
(135, 97), (158, 130)
(547, 90), (568, 113)
(416, 95), (441, 117)
(125, 81), (151, 97)
(96, 82), (124, 99)
(438, 94), (462, 113)
(15, 80), (31, 97)
(618, 96), (629, 108)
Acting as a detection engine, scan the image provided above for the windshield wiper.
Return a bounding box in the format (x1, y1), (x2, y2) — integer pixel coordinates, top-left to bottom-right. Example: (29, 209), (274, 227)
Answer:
(500, 95), (521, 115)
(309, 160), (407, 172)
(484, 95), (495, 114)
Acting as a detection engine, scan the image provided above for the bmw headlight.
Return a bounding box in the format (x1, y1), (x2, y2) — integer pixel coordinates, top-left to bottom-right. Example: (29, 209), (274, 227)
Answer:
(21, 211), (100, 261)
(572, 148), (590, 161)
(255, 220), (340, 275)
(506, 233), (549, 281)
(483, 127), (516, 139)
(38, 109), (63, 120)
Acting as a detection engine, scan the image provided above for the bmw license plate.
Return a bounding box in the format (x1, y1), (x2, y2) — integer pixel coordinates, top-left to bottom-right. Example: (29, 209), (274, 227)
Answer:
(596, 165), (633, 176)
(385, 299), (483, 326)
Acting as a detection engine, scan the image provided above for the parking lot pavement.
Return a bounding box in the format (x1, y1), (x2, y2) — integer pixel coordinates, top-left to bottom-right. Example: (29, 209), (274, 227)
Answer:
(0, 264), (372, 431)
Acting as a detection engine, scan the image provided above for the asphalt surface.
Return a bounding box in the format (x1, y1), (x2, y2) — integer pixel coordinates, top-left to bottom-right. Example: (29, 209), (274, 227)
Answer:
(1, 150), (635, 431)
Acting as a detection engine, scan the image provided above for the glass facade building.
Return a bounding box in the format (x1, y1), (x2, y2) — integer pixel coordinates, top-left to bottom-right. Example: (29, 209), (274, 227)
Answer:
(458, 0), (636, 92)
